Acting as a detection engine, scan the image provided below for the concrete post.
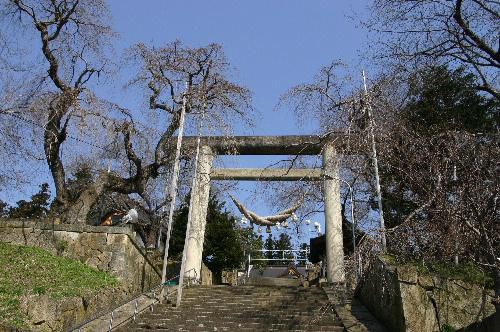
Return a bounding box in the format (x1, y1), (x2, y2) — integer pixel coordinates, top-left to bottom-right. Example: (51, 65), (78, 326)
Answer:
(322, 143), (345, 283)
(184, 145), (213, 280)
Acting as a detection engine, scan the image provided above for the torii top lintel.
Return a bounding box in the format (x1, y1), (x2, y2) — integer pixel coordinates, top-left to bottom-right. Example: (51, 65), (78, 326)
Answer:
(180, 134), (348, 155)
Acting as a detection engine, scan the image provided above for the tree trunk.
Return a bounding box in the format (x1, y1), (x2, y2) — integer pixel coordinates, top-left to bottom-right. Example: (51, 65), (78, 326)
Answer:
(64, 175), (107, 224)
(44, 109), (70, 207)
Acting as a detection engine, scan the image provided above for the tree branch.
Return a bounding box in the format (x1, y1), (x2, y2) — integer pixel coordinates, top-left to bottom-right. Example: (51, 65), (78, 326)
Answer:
(453, 0), (500, 65)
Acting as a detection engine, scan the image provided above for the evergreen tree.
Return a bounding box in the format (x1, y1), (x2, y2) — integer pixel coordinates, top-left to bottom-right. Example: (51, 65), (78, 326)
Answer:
(297, 243), (310, 264)
(405, 66), (498, 134)
(203, 196), (245, 279)
(274, 233), (294, 265)
(9, 183), (51, 219)
(381, 66), (499, 229)
(168, 192), (263, 280)
(169, 196), (190, 261)
(264, 233), (275, 264)
(237, 227), (264, 266)
(341, 213), (364, 255)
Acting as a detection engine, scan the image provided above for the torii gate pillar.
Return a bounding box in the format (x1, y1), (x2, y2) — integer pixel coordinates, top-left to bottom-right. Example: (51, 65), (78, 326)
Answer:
(184, 145), (213, 279)
(180, 135), (347, 283)
(322, 143), (345, 283)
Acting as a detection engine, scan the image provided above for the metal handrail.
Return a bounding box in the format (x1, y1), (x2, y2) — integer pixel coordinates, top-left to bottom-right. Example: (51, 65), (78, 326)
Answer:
(69, 268), (197, 332)
(69, 283), (162, 332)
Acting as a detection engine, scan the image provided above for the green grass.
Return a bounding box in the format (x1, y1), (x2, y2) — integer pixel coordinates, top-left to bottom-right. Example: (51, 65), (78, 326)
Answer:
(381, 254), (494, 289)
(0, 242), (118, 329)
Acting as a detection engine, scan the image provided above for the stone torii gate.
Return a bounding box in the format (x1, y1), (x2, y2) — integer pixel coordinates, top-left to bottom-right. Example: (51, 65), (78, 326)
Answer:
(182, 135), (346, 283)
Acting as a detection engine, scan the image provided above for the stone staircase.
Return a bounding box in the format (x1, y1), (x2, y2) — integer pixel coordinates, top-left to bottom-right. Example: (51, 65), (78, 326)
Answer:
(115, 285), (345, 331)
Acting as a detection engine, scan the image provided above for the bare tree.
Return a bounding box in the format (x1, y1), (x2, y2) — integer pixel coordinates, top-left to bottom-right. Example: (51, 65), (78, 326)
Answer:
(367, 0), (500, 100)
(378, 121), (500, 311)
(0, 0), (113, 203)
(365, 65), (500, 311)
(280, 59), (499, 311)
(0, 1), (252, 228)
(276, 62), (380, 250)
(64, 41), (252, 224)
(1, 0), (111, 186)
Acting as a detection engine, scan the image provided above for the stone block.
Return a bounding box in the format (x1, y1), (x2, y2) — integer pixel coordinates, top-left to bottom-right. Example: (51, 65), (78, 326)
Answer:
(19, 287), (130, 331)
(396, 265), (418, 284)
(418, 274), (434, 290)
(106, 233), (129, 251)
(201, 262), (213, 285)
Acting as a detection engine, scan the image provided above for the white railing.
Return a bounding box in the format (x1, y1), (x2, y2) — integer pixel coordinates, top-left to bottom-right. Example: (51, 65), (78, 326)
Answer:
(248, 249), (310, 263)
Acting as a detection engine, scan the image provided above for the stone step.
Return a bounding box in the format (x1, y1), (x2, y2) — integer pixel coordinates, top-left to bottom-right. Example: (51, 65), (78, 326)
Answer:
(126, 322), (344, 331)
(180, 301), (323, 306)
(114, 285), (345, 332)
(125, 319), (343, 329)
(135, 315), (339, 324)
(181, 296), (325, 301)
(180, 297), (327, 302)
(181, 294), (324, 298)
(176, 305), (328, 312)
(183, 288), (325, 294)
(145, 312), (335, 319)
(181, 294), (323, 298)
(135, 314), (339, 324)
(180, 310), (329, 316)
(150, 303), (331, 311)
(181, 295), (322, 299)
(125, 328), (344, 332)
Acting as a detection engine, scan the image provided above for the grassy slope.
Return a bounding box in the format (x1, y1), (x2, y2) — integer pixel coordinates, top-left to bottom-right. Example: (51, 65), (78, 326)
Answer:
(0, 242), (118, 329)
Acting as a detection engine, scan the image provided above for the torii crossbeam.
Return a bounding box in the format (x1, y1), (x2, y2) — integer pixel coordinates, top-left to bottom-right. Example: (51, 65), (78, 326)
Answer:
(179, 135), (345, 284)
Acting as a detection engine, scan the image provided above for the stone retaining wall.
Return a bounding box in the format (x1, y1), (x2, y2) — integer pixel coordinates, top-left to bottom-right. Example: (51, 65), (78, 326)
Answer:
(357, 257), (496, 332)
(0, 219), (161, 294)
(0, 219), (162, 331)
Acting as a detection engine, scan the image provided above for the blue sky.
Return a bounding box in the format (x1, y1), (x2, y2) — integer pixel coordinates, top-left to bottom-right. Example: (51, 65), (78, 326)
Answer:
(107, 0), (368, 135)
